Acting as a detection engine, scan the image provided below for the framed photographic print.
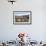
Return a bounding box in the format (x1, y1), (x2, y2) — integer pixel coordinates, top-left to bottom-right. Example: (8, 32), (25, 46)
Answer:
(13, 11), (32, 25)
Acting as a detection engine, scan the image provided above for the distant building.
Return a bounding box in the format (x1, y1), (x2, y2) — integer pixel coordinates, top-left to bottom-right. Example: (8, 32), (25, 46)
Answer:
(0, 44), (3, 46)
(15, 15), (29, 22)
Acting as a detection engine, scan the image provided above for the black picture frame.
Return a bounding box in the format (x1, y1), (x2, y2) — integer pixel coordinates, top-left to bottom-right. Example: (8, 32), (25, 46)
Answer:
(13, 11), (32, 25)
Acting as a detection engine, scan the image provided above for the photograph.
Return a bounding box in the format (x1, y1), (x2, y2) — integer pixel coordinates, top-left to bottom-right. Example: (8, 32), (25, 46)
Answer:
(13, 11), (32, 25)
(0, 0), (46, 46)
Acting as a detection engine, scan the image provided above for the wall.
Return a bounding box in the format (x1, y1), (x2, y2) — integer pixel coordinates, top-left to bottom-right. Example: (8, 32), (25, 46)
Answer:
(0, 0), (46, 42)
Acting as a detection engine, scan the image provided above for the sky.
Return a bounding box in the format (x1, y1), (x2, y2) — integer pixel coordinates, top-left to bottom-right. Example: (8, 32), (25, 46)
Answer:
(14, 12), (31, 16)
